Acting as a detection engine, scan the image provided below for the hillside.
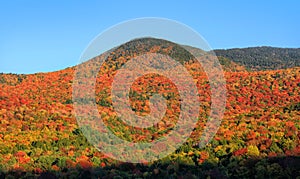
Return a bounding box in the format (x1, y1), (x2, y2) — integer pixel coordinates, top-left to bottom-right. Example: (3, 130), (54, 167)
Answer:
(215, 46), (300, 71)
(183, 45), (246, 72)
(0, 38), (300, 178)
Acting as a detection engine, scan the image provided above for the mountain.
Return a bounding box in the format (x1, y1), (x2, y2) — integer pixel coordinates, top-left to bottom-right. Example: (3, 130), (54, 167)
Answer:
(82, 37), (246, 73)
(0, 38), (300, 178)
(215, 46), (300, 71)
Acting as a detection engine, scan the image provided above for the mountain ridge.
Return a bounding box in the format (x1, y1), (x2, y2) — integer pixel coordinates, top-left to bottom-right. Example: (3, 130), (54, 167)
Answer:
(1, 41), (300, 75)
(214, 46), (300, 71)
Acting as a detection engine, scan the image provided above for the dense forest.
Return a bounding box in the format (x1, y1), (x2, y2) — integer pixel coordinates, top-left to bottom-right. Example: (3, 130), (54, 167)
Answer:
(0, 38), (299, 178)
(215, 46), (300, 71)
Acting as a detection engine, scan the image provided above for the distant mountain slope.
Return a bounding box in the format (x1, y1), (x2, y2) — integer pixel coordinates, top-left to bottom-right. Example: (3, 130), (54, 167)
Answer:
(183, 45), (246, 72)
(215, 46), (300, 71)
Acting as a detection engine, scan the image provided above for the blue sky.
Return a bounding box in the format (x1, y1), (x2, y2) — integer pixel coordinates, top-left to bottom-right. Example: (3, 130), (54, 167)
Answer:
(0, 0), (299, 74)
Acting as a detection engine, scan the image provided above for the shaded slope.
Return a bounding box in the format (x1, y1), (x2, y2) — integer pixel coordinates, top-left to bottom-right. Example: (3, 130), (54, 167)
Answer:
(215, 46), (300, 71)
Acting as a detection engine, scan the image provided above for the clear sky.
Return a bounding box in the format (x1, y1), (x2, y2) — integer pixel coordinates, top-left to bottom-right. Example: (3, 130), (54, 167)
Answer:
(0, 0), (299, 74)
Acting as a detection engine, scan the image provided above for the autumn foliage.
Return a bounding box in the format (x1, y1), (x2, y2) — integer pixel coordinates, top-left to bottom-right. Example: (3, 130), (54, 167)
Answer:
(0, 38), (299, 178)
